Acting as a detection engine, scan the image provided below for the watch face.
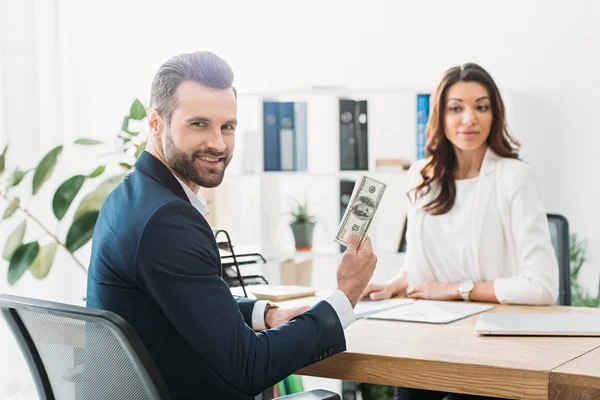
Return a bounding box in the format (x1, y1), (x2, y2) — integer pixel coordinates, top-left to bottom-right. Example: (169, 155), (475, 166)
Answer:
(460, 280), (474, 293)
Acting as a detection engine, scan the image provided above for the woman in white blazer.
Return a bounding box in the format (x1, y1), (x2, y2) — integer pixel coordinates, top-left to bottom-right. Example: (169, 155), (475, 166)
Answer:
(362, 64), (559, 400)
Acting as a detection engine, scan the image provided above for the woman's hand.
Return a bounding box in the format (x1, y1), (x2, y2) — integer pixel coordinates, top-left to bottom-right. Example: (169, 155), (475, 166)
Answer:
(406, 281), (460, 301)
(360, 273), (409, 301)
(360, 283), (395, 301)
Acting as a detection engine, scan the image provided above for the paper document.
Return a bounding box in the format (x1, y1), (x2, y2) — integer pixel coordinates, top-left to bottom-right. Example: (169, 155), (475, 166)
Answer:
(248, 285), (318, 301)
(366, 300), (494, 324)
(354, 299), (414, 318)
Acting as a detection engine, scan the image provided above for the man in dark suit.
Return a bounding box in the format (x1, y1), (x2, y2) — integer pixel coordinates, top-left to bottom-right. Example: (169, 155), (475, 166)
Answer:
(86, 51), (377, 399)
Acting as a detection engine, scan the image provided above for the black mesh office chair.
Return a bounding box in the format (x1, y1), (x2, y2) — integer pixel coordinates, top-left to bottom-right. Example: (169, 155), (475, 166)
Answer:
(547, 214), (571, 306)
(0, 294), (340, 400)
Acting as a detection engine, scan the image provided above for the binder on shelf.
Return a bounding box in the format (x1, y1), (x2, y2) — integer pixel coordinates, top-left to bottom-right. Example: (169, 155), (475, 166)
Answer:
(355, 100), (369, 170)
(417, 94), (430, 160)
(339, 179), (356, 252)
(339, 99), (369, 170)
(294, 102), (308, 171)
(263, 101), (281, 171)
(278, 102), (295, 171)
(339, 99), (357, 170)
(263, 101), (308, 172)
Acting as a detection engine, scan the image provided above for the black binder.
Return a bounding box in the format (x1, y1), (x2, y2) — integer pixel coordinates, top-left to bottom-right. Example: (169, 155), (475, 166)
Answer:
(355, 100), (369, 170)
(339, 99), (357, 170)
(339, 99), (368, 170)
(339, 179), (356, 252)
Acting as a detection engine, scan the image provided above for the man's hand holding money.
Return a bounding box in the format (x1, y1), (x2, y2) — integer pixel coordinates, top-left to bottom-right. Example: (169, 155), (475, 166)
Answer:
(336, 232), (378, 308)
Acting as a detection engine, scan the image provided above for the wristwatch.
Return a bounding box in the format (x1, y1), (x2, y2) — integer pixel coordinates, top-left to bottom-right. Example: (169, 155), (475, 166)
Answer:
(458, 280), (474, 301)
(264, 302), (278, 320)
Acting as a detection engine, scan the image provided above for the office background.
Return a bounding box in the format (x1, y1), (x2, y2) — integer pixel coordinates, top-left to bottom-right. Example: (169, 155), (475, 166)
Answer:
(1, 0), (599, 397)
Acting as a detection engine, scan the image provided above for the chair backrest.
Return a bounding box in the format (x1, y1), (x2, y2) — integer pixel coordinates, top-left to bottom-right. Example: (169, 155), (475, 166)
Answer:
(397, 214), (408, 253)
(547, 214), (571, 306)
(0, 294), (171, 400)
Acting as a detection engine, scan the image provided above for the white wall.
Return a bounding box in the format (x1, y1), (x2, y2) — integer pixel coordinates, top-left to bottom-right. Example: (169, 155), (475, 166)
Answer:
(1, 0), (599, 396)
(62, 0), (598, 284)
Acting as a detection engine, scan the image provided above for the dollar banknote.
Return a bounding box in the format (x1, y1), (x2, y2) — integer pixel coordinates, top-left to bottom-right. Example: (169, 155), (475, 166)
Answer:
(334, 175), (387, 246)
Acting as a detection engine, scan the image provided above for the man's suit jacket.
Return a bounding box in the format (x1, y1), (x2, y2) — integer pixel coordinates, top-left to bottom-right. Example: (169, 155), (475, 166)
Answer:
(86, 151), (346, 399)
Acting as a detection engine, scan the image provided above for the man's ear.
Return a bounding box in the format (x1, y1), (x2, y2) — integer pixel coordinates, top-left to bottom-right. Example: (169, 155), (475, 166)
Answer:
(148, 109), (164, 139)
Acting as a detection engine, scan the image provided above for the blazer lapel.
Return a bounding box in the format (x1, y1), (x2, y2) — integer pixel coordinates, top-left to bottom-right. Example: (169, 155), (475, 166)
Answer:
(134, 151), (190, 204)
(409, 182), (439, 282)
(471, 148), (499, 273)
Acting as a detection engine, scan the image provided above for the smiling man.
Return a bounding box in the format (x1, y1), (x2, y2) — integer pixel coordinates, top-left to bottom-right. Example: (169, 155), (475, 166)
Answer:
(86, 51), (378, 399)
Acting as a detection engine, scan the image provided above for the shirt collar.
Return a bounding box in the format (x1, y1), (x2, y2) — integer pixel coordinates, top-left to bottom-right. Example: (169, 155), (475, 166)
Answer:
(171, 173), (210, 217)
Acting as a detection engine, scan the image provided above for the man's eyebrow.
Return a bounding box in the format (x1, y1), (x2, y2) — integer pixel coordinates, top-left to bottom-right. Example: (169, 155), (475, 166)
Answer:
(224, 119), (238, 125)
(185, 116), (210, 123)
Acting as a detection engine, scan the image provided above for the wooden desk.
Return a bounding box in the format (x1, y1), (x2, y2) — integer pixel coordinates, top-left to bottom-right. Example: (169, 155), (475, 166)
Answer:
(280, 295), (600, 400)
(550, 346), (600, 399)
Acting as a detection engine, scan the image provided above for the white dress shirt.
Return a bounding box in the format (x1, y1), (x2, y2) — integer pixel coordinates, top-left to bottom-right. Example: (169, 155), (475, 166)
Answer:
(172, 173), (356, 330)
(422, 177), (480, 282)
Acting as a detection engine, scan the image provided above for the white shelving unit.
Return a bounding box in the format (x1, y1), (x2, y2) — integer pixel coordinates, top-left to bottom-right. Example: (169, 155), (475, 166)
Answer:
(207, 87), (433, 255)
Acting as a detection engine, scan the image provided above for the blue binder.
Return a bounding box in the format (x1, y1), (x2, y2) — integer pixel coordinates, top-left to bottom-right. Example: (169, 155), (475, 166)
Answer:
(263, 101), (281, 171)
(416, 94), (430, 160)
(294, 102), (308, 171)
(278, 102), (295, 171)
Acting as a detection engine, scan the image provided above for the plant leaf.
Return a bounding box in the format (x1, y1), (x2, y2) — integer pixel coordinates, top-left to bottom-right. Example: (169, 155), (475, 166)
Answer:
(3, 220), (26, 260)
(0, 144), (8, 175)
(2, 197), (20, 219)
(74, 138), (103, 145)
(52, 175), (86, 221)
(32, 145), (63, 195)
(8, 241), (39, 285)
(29, 243), (57, 279)
(73, 174), (124, 221)
(66, 211), (100, 253)
(120, 162), (134, 170)
(121, 116), (130, 131)
(10, 168), (29, 187)
(129, 99), (147, 120)
(135, 142), (146, 159)
(87, 165), (106, 178)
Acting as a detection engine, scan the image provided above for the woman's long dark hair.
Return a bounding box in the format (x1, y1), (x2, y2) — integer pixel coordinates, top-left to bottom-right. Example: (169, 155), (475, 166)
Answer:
(411, 63), (520, 215)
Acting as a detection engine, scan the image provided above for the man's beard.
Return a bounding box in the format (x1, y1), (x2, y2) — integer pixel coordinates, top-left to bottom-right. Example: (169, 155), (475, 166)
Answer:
(164, 131), (231, 188)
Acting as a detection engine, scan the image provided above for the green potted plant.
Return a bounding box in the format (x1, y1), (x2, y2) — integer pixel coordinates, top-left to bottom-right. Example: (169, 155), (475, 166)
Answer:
(289, 198), (316, 251)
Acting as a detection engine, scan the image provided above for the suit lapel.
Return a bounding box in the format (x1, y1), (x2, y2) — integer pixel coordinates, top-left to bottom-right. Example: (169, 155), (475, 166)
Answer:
(134, 151), (190, 204)
(409, 182), (439, 282)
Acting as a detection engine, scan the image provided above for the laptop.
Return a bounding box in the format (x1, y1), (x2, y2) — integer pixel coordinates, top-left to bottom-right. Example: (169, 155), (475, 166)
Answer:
(475, 313), (600, 336)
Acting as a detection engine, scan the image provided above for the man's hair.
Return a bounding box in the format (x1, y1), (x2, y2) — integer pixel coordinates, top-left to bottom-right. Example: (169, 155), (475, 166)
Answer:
(150, 51), (235, 124)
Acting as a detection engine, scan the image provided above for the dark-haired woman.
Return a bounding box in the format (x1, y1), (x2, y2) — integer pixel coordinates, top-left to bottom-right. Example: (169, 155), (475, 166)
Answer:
(363, 63), (558, 399)
(363, 63), (558, 307)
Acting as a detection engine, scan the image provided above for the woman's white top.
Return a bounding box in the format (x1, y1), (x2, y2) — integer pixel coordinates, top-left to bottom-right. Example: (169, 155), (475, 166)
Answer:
(422, 177), (480, 283)
(401, 148), (559, 305)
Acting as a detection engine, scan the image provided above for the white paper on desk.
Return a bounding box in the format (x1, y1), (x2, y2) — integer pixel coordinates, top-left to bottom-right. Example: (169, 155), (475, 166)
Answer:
(355, 299), (414, 319)
(366, 300), (493, 324)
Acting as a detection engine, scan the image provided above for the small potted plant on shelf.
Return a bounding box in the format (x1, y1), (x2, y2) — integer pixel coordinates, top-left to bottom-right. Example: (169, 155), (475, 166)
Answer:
(289, 198), (316, 251)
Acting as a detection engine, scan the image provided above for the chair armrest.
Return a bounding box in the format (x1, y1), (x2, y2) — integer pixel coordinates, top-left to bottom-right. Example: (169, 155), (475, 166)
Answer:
(275, 389), (341, 400)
